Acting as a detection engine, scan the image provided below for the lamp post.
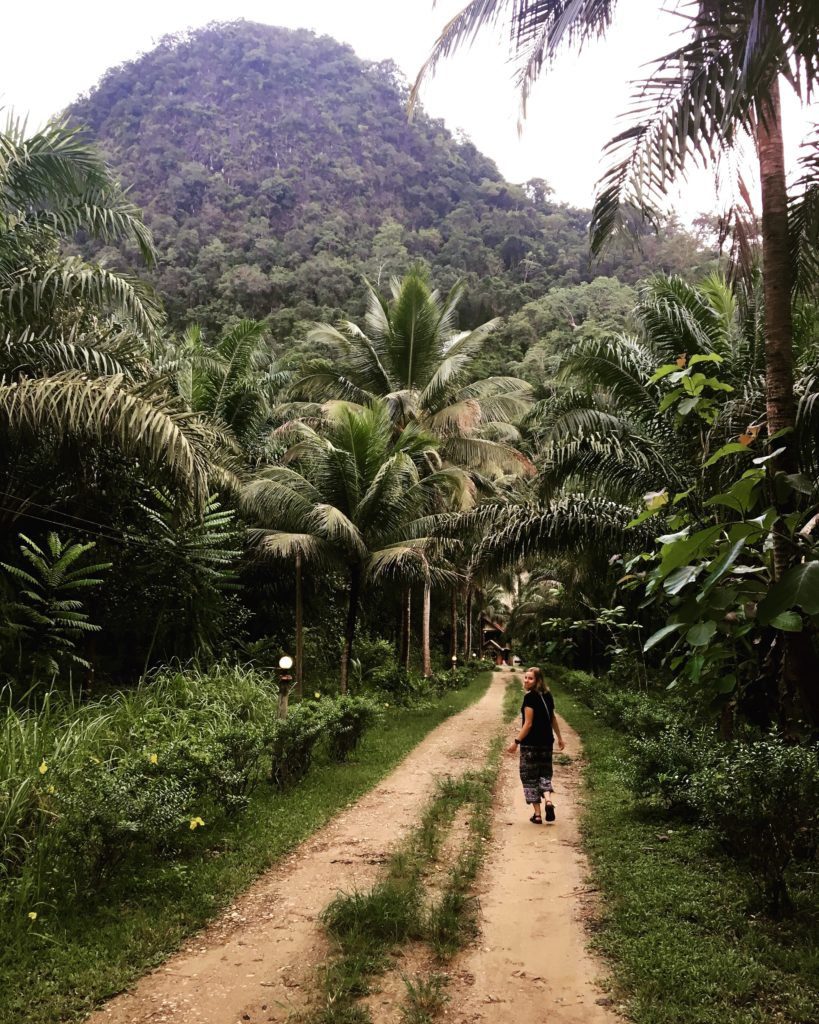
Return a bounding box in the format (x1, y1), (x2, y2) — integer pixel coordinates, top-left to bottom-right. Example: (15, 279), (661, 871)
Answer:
(277, 654), (293, 720)
(451, 653), (457, 674)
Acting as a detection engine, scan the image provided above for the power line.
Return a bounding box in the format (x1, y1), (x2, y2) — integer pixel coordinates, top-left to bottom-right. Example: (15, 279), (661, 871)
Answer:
(0, 500), (156, 551)
(0, 488), (130, 544)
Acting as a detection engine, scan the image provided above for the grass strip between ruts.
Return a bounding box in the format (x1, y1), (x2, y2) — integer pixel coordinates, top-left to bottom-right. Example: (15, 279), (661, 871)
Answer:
(549, 677), (819, 1024)
(0, 672), (493, 1024)
(305, 675), (520, 1024)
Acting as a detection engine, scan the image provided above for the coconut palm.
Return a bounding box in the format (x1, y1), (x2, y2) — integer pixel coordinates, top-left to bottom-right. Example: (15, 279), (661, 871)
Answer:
(297, 269), (533, 478)
(415, 1), (819, 577)
(243, 401), (465, 691)
(167, 320), (290, 456)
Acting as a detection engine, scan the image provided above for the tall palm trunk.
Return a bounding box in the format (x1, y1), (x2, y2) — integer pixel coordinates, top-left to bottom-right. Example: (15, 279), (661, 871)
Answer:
(400, 586), (412, 671)
(450, 587), (458, 663)
(758, 78), (797, 581)
(294, 549), (303, 699)
(757, 79), (819, 729)
(463, 584), (473, 660)
(340, 564), (361, 694)
(422, 581), (432, 678)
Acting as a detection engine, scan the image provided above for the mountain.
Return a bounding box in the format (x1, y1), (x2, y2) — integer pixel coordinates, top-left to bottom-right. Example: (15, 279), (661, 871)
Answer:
(67, 20), (707, 346)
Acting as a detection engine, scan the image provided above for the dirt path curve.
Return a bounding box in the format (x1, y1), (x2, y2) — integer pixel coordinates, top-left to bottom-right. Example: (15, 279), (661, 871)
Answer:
(443, 703), (620, 1024)
(90, 673), (508, 1024)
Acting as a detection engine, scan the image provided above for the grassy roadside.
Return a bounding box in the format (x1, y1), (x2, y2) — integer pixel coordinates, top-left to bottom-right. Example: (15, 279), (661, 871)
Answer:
(550, 678), (819, 1024)
(1, 673), (492, 1024)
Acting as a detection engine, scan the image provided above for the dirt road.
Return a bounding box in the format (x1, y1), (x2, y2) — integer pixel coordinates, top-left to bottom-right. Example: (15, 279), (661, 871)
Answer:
(89, 672), (619, 1024)
(443, 711), (620, 1024)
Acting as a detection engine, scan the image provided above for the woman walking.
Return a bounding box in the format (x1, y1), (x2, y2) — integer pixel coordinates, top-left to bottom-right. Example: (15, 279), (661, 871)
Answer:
(507, 666), (565, 824)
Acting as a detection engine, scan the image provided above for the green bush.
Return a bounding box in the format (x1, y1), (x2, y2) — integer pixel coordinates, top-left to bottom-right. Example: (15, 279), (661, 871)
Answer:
(268, 702), (324, 789)
(2, 665), (284, 905)
(55, 760), (196, 880)
(324, 697), (380, 762)
(629, 724), (715, 811)
(689, 738), (819, 913)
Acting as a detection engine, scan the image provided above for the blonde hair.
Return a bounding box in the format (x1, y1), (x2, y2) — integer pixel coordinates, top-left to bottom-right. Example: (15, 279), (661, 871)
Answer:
(526, 666), (550, 693)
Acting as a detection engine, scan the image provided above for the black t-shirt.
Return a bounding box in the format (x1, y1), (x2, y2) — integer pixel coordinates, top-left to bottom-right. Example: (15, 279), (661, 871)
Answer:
(520, 689), (555, 747)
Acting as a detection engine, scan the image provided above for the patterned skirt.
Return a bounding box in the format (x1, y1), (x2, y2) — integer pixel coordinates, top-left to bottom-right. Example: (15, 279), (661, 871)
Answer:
(518, 744), (554, 804)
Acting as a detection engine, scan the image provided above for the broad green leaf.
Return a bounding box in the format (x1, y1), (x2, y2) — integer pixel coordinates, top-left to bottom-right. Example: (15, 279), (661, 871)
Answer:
(677, 396), (700, 416)
(642, 623), (684, 652)
(757, 562), (819, 625)
(687, 620), (717, 646)
(701, 378), (733, 392)
(715, 673), (737, 694)
(628, 505), (662, 528)
(752, 446), (786, 466)
(648, 363), (680, 383)
(704, 471), (764, 514)
(658, 526), (721, 578)
(658, 389), (684, 413)
(664, 564), (702, 595)
(704, 442), (748, 468)
(644, 489), (670, 511)
(657, 527), (690, 545)
(698, 538), (747, 598)
(769, 611), (803, 632)
(689, 353), (723, 366)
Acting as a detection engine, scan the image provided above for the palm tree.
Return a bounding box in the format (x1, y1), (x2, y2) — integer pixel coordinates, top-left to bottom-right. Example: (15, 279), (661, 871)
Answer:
(297, 269), (533, 478)
(168, 320), (290, 456)
(0, 116), (159, 336)
(243, 401), (463, 692)
(414, 1), (819, 577)
(0, 118), (219, 507)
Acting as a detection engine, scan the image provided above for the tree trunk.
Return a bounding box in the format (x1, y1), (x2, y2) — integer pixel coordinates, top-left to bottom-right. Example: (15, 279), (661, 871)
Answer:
(464, 584), (473, 660)
(277, 676), (290, 720)
(295, 549), (303, 700)
(422, 581), (432, 678)
(339, 565), (361, 694)
(758, 76), (797, 582)
(757, 78), (819, 729)
(450, 587), (458, 664)
(400, 586), (411, 671)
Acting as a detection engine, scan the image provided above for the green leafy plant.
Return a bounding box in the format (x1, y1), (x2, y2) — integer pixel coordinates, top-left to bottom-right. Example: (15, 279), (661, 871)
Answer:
(0, 533), (110, 685)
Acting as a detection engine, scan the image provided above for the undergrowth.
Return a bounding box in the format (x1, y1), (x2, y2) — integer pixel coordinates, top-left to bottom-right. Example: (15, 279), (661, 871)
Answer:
(550, 673), (819, 1024)
(0, 671), (492, 1024)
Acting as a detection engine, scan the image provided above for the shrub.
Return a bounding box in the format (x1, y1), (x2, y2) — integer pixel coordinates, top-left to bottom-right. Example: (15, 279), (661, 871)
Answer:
(689, 738), (819, 913)
(55, 760), (195, 881)
(325, 697), (380, 762)
(629, 724), (715, 811)
(268, 702), (324, 789)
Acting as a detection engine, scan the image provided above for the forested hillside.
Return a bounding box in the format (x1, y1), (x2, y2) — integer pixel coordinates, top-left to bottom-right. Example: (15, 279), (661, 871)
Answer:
(67, 20), (706, 348)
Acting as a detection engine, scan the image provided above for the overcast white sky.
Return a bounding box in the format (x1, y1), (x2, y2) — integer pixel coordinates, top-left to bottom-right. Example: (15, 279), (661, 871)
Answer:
(3, 1), (816, 219)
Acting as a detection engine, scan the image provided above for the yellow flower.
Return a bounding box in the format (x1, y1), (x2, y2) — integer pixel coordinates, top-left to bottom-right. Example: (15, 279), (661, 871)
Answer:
(314, 691), (321, 699)
(149, 753), (158, 765)
(28, 911), (37, 921)
(384, 703), (390, 708)
(189, 816), (205, 830)
(38, 761), (48, 775)
(46, 785), (56, 795)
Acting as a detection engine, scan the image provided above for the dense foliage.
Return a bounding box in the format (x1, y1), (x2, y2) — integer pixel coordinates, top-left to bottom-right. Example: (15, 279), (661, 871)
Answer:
(66, 21), (707, 341)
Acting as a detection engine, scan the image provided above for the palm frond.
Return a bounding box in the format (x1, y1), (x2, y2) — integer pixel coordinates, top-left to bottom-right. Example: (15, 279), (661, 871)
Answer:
(0, 372), (210, 504)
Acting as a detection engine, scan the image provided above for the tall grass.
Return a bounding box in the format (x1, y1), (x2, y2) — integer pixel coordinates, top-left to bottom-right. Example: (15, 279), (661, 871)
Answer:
(1, 664), (311, 914)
